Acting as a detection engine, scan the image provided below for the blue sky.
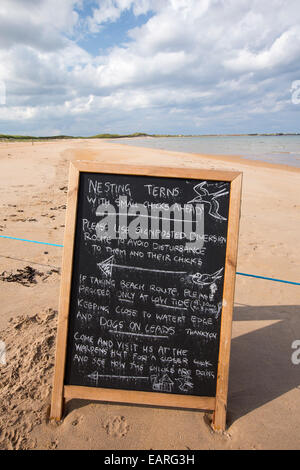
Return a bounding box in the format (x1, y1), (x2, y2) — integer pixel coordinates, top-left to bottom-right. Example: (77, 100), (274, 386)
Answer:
(75, 5), (154, 55)
(0, 0), (299, 136)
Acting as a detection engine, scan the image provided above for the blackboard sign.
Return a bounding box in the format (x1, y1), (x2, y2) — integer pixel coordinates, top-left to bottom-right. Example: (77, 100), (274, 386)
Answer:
(51, 162), (242, 431)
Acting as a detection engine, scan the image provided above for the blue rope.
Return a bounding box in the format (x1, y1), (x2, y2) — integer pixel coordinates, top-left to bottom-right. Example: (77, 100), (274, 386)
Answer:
(0, 235), (299, 286)
(236, 272), (300, 286)
(0, 235), (63, 248)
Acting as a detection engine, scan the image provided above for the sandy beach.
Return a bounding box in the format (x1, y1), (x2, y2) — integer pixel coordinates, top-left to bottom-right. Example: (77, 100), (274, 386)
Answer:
(0, 138), (300, 450)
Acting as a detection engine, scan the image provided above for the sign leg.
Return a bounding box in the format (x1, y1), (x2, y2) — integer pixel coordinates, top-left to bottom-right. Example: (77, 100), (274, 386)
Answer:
(50, 383), (64, 421)
(212, 398), (226, 432)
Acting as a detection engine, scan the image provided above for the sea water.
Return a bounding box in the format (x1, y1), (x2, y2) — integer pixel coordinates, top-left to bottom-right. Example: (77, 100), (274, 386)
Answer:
(108, 135), (300, 168)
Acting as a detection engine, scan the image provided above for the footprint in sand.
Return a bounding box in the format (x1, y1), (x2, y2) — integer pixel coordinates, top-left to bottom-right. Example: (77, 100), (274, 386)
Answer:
(48, 439), (58, 449)
(103, 416), (129, 438)
(71, 415), (84, 427)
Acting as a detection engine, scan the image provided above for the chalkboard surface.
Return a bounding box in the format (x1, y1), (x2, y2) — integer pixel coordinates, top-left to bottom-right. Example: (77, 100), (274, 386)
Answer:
(64, 171), (231, 398)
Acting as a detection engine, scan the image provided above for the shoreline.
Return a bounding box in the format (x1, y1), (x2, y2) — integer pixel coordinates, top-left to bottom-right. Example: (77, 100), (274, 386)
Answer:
(1, 137), (300, 173)
(105, 139), (300, 173)
(68, 138), (300, 173)
(192, 150), (300, 173)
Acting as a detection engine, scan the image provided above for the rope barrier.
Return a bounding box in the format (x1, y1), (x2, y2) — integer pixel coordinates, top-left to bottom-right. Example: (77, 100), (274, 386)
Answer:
(1, 235), (299, 286)
(236, 272), (300, 286)
(0, 235), (63, 248)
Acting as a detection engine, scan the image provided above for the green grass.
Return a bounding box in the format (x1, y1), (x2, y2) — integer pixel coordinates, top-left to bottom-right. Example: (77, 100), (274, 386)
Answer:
(0, 134), (74, 141)
(0, 132), (152, 141)
(1, 132), (299, 142)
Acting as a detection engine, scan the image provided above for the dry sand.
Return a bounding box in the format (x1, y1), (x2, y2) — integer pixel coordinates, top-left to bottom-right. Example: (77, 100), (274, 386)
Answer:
(0, 139), (299, 450)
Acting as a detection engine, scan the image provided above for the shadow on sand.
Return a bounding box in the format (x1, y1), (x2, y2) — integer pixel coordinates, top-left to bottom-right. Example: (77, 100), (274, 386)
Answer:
(228, 304), (300, 425)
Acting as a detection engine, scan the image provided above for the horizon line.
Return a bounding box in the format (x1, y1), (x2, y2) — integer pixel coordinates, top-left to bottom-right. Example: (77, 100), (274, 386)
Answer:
(1, 132), (300, 140)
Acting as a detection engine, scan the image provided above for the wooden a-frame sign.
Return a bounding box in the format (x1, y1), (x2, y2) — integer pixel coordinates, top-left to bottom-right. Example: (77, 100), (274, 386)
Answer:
(50, 161), (242, 432)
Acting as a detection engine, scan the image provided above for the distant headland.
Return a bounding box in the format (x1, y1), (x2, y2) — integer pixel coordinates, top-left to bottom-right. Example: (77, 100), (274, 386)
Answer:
(0, 132), (299, 141)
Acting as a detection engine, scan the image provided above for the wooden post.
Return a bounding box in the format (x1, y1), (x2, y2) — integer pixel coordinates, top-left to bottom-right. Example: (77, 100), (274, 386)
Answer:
(50, 163), (80, 420)
(212, 174), (242, 431)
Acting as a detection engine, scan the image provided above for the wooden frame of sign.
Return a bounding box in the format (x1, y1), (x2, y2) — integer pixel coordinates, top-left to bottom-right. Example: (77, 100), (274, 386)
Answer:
(50, 161), (242, 432)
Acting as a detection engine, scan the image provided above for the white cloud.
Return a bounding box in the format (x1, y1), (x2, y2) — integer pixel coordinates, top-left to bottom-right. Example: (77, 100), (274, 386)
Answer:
(0, 0), (81, 50)
(0, 0), (300, 135)
(225, 26), (300, 72)
(86, 0), (157, 32)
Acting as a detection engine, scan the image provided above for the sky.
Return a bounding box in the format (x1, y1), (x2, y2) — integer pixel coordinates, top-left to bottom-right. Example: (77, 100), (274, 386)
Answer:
(0, 0), (300, 136)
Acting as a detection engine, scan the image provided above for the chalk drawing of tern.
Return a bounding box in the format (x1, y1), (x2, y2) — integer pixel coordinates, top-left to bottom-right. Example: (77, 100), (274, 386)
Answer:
(191, 267), (224, 287)
(188, 182), (229, 221)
